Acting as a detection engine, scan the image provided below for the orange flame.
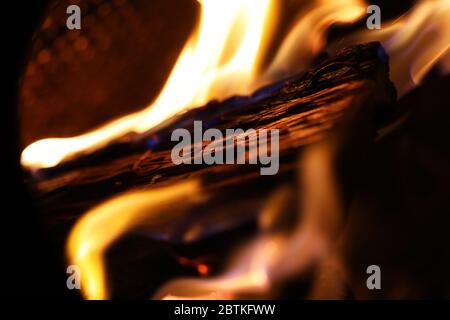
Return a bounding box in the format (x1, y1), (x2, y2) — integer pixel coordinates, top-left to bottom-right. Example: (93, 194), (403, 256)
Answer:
(67, 180), (204, 299)
(331, 0), (450, 96)
(264, 0), (366, 80)
(21, 0), (367, 170)
(28, 0), (450, 300)
(154, 142), (342, 300)
(22, 0), (278, 169)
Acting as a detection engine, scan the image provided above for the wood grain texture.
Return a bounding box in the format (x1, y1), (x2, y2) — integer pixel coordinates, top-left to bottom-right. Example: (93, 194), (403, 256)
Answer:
(27, 42), (397, 231)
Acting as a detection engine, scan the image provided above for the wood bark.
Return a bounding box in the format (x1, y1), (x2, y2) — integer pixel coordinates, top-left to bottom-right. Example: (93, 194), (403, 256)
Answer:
(26, 42), (397, 232)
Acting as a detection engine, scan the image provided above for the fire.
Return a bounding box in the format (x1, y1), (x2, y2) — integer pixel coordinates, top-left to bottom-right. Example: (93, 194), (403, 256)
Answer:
(67, 180), (203, 299)
(21, 0), (278, 169)
(154, 142), (341, 300)
(21, 0), (366, 170)
(331, 0), (450, 96)
(264, 0), (366, 80)
(23, 0), (450, 300)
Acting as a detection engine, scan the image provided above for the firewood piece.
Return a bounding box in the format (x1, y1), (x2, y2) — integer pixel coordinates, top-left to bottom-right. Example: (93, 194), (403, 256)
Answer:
(27, 42), (397, 231)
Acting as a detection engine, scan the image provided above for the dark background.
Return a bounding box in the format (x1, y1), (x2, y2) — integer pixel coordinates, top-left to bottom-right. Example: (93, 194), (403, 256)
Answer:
(3, 0), (70, 298)
(3, 0), (415, 298)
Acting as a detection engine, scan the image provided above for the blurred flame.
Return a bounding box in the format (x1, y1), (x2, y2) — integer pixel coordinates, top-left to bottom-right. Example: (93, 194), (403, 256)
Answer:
(67, 180), (203, 299)
(331, 0), (450, 96)
(21, 0), (366, 169)
(62, 0), (367, 300)
(66, 141), (342, 300)
(154, 142), (342, 300)
(264, 0), (365, 80)
(34, 0), (450, 300)
(156, 236), (281, 300)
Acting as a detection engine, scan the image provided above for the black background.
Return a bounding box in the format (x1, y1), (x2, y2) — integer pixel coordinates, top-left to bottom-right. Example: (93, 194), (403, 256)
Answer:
(3, 0), (70, 298)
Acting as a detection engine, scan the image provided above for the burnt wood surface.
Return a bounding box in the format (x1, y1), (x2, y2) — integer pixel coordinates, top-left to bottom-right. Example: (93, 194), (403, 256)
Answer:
(23, 41), (402, 299)
(26, 42), (397, 233)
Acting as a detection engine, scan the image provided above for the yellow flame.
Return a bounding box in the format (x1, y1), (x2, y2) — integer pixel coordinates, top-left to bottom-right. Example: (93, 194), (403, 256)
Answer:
(21, 0), (368, 170)
(67, 180), (203, 299)
(154, 140), (341, 300)
(69, 140), (344, 300)
(20, 0), (450, 168)
(62, 0), (365, 300)
(154, 236), (281, 300)
(21, 0), (277, 169)
(331, 0), (450, 96)
(39, 0), (450, 300)
(264, 0), (366, 79)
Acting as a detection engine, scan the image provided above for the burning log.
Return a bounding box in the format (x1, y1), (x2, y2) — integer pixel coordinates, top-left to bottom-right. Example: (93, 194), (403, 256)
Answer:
(28, 42), (396, 228)
(26, 42), (398, 298)
(18, 0), (450, 300)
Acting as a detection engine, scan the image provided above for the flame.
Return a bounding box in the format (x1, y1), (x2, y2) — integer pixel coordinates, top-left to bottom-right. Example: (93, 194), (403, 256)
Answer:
(67, 180), (203, 299)
(29, 0), (450, 300)
(21, 0), (278, 169)
(331, 0), (450, 96)
(21, 0), (367, 169)
(59, 0), (365, 299)
(154, 142), (342, 300)
(66, 143), (341, 300)
(20, 1), (450, 168)
(264, 0), (366, 79)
